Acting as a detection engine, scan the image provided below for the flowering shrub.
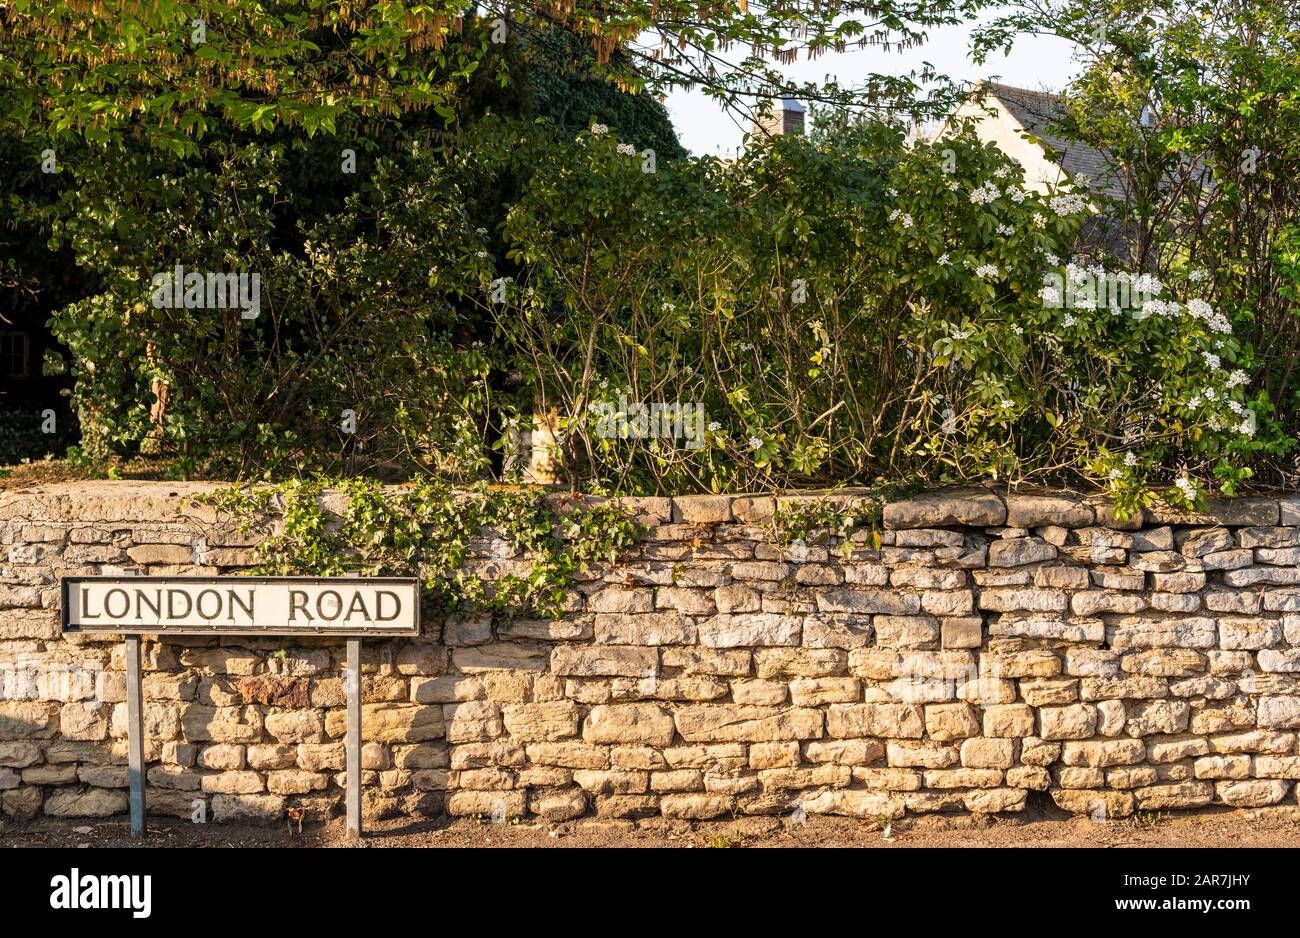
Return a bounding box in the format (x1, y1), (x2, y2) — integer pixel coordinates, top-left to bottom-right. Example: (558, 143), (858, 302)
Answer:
(476, 116), (1277, 512)
(975, 0), (1300, 488)
(911, 255), (1276, 515)
(37, 114), (1284, 512)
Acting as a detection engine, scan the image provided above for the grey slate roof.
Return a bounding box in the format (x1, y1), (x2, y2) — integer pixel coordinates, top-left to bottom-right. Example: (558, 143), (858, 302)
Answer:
(984, 83), (1129, 202)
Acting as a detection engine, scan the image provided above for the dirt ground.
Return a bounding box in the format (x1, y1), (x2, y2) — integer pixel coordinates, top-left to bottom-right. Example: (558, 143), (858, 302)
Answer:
(4, 801), (1300, 848)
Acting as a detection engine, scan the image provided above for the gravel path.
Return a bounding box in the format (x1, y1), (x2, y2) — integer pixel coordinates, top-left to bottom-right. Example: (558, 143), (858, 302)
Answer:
(4, 803), (1300, 848)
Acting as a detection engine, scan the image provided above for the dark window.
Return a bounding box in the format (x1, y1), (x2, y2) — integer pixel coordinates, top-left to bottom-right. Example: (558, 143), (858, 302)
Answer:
(0, 331), (30, 378)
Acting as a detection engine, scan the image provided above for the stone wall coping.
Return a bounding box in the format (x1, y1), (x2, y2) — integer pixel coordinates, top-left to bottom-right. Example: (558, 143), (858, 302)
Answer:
(4, 481), (1300, 530)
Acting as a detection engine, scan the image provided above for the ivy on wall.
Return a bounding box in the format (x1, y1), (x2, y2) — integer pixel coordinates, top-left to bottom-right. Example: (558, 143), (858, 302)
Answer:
(205, 477), (645, 618)
(765, 481), (926, 552)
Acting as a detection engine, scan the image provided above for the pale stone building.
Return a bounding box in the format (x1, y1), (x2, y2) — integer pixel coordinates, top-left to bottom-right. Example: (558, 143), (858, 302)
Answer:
(944, 82), (1126, 201)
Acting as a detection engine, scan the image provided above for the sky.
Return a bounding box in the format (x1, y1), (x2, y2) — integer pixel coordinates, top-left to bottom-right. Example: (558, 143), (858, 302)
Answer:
(663, 13), (1085, 157)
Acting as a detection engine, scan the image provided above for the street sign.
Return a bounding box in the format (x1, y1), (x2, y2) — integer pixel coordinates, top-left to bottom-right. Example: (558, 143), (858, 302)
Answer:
(62, 576), (420, 636)
(60, 575), (420, 839)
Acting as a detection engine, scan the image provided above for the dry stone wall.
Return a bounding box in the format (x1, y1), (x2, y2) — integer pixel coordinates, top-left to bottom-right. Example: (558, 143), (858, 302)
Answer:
(5, 482), (1300, 824)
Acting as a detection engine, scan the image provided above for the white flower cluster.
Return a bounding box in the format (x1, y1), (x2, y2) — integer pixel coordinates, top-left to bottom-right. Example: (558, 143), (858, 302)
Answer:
(1131, 273), (1163, 297)
(968, 182), (1000, 205)
(1057, 263), (1153, 312)
(1066, 288), (1097, 310)
(1049, 192), (1088, 215)
(1065, 262), (1098, 285)
(616, 143), (636, 156)
(974, 263), (999, 280)
(1135, 292), (1229, 334)
(1138, 298), (1176, 318)
(889, 209), (914, 228)
(1035, 261), (1253, 447)
(1186, 298), (1232, 334)
(1175, 476), (1197, 501)
(1190, 383), (1256, 437)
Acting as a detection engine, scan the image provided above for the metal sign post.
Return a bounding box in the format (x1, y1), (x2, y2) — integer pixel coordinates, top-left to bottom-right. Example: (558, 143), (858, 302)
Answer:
(61, 576), (420, 840)
(125, 635), (145, 838)
(346, 639), (362, 838)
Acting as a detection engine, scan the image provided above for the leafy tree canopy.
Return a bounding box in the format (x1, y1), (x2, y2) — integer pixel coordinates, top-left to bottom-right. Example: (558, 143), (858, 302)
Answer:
(0, 0), (984, 154)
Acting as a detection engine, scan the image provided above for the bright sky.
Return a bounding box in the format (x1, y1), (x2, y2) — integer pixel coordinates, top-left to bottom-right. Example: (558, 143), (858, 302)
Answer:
(664, 14), (1085, 156)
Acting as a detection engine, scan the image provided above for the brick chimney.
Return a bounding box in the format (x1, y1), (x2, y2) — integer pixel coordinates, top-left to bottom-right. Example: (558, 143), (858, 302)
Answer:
(752, 98), (805, 138)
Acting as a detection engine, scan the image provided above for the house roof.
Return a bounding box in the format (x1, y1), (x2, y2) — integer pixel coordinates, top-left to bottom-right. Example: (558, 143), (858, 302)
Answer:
(981, 83), (1128, 202)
